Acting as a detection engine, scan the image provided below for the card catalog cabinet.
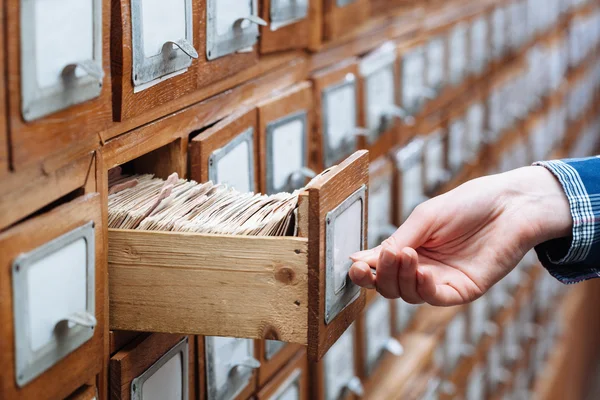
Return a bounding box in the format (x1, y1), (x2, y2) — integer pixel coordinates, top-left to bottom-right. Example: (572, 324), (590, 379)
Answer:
(256, 350), (309, 400)
(189, 107), (260, 193)
(309, 0), (370, 49)
(5, 0), (112, 172)
(110, 334), (196, 400)
(311, 59), (360, 170)
(108, 151), (369, 361)
(0, 189), (105, 400)
(259, 0), (311, 53)
(257, 82), (314, 195)
(256, 340), (304, 387)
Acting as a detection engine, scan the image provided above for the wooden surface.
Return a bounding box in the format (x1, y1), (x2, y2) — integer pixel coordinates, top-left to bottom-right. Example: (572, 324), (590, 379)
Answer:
(109, 229), (309, 343)
(323, 0), (371, 43)
(0, 193), (105, 400)
(256, 82), (313, 194)
(298, 150), (369, 360)
(256, 349), (309, 399)
(5, 0), (111, 173)
(260, 0), (310, 53)
(65, 384), (98, 400)
(109, 334), (195, 400)
(255, 340), (305, 388)
(188, 106), (259, 190)
(310, 58), (360, 171)
(0, 0), (7, 176)
(109, 331), (142, 356)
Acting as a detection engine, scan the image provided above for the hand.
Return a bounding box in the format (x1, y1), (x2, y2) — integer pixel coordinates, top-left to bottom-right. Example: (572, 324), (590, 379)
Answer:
(349, 166), (572, 306)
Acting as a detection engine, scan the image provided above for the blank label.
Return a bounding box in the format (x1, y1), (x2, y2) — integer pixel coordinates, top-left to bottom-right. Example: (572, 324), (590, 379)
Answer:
(214, 139), (252, 193)
(141, 0), (187, 57)
(401, 162), (423, 221)
(332, 200), (362, 293)
(208, 337), (254, 398)
(402, 50), (425, 113)
(469, 295), (489, 344)
(427, 38), (445, 89)
(449, 25), (467, 84)
(34, 0), (94, 89)
(470, 18), (487, 74)
(425, 131), (445, 190)
(324, 326), (355, 400)
(323, 80), (357, 165)
(365, 66), (395, 131)
(445, 313), (466, 373)
(270, 118), (304, 192)
(365, 297), (391, 374)
(216, 0), (252, 36)
(448, 118), (465, 171)
(368, 179), (392, 247)
(142, 352), (184, 400)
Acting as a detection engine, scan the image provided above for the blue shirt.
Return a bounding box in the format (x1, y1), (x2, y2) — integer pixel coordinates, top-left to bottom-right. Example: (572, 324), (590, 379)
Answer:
(533, 157), (600, 284)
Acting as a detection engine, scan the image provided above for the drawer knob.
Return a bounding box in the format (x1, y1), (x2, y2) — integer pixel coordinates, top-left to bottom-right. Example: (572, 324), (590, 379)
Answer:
(285, 167), (316, 193)
(384, 338), (404, 357)
(382, 104), (415, 126)
(234, 15), (268, 29)
(228, 356), (260, 371)
(345, 376), (364, 397)
(161, 39), (199, 59)
(61, 60), (104, 82)
(58, 311), (97, 330)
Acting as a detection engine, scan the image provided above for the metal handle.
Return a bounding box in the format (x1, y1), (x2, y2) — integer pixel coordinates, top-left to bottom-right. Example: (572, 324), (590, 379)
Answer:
(58, 311), (97, 329)
(285, 167), (316, 192)
(345, 376), (364, 397)
(382, 105), (416, 126)
(162, 39), (199, 59)
(228, 356), (261, 371)
(234, 15), (268, 28)
(384, 338), (404, 356)
(62, 60), (104, 81)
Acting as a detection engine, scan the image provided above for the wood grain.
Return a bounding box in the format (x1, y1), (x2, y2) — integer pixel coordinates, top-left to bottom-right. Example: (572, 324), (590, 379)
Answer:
(323, 0), (370, 43)
(0, 193), (105, 400)
(256, 82), (313, 194)
(109, 331), (142, 356)
(188, 107), (259, 190)
(5, 0), (111, 173)
(109, 229), (310, 343)
(260, 0), (310, 53)
(256, 349), (309, 399)
(298, 150), (369, 360)
(131, 137), (188, 180)
(109, 334), (196, 400)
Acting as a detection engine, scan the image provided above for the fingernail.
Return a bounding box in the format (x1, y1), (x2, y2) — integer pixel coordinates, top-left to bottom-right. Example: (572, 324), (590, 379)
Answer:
(381, 246), (396, 267)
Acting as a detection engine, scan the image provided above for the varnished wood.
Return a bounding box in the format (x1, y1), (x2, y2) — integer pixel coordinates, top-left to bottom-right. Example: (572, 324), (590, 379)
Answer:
(109, 230), (310, 343)
(109, 334), (196, 400)
(5, 0), (111, 173)
(132, 137), (188, 180)
(188, 107), (260, 190)
(0, 193), (105, 400)
(109, 331), (142, 356)
(256, 82), (313, 194)
(323, 0), (370, 43)
(310, 59), (360, 171)
(297, 150), (369, 360)
(0, 0), (8, 176)
(255, 340), (305, 388)
(65, 384), (98, 400)
(259, 0), (310, 53)
(256, 349), (309, 399)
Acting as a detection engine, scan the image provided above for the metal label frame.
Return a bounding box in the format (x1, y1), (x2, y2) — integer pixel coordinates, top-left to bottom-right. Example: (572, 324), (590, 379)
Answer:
(268, 368), (301, 400)
(324, 185), (366, 324)
(12, 221), (96, 387)
(131, 0), (195, 87)
(205, 337), (254, 400)
(321, 75), (358, 168)
(265, 110), (308, 194)
(131, 337), (189, 400)
(208, 127), (255, 192)
(270, 0), (308, 31)
(206, 0), (260, 60)
(20, 0), (103, 121)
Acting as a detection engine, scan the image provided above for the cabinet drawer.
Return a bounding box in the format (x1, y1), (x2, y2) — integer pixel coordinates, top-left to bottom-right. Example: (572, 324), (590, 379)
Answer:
(256, 340), (305, 387)
(257, 82), (313, 194)
(256, 349), (308, 400)
(357, 43), (406, 161)
(0, 193), (105, 400)
(260, 0), (310, 53)
(309, 0), (370, 48)
(108, 151), (369, 361)
(311, 59), (360, 170)
(110, 334), (196, 400)
(5, 0), (112, 172)
(65, 383), (98, 400)
(367, 157), (395, 248)
(189, 107), (260, 193)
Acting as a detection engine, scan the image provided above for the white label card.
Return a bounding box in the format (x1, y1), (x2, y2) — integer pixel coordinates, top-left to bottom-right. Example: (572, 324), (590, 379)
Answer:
(269, 117), (305, 193)
(449, 24), (468, 85)
(208, 337), (254, 397)
(214, 139), (252, 193)
(444, 313), (467, 373)
(216, 0), (253, 36)
(142, 352), (184, 400)
(332, 200), (362, 293)
(427, 37), (446, 90)
(368, 178), (392, 247)
(492, 7), (506, 59)
(365, 65), (396, 132)
(466, 102), (484, 160)
(324, 326), (356, 400)
(469, 295), (489, 344)
(401, 162), (423, 221)
(395, 300), (419, 334)
(470, 18), (488, 74)
(141, 0), (187, 57)
(402, 49), (425, 114)
(466, 366), (485, 400)
(448, 117), (466, 172)
(424, 130), (445, 190)
(365, 297), (392, 374)
(323, 79), (357, 167)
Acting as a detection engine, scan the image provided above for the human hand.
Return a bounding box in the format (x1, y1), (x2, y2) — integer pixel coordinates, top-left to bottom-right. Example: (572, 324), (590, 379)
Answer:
(349, 166), (572, 306)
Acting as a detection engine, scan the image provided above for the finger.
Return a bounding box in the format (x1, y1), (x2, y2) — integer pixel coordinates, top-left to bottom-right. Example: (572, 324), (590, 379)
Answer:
(350, 245), (381, 266)
(349, 261), (376, 289)
(374, 244), (401, 299)
(416, 267), (465, 307)
(397, 247), (424, 304)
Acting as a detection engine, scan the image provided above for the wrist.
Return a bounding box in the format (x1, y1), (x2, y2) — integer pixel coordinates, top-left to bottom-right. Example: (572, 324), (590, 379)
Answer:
(501, 166), (573, 247)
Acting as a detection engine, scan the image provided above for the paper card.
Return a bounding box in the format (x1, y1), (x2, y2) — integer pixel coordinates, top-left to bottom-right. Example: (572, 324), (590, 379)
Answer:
(364, 297), (392, 374)
(267, 112), (307, 194)
(324, 325), (356, 400)
(426, 37), (446, 90)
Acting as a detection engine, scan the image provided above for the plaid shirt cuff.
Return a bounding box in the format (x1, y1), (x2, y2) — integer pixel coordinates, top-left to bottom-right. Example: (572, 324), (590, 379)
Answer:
(532, 158), (600, 284)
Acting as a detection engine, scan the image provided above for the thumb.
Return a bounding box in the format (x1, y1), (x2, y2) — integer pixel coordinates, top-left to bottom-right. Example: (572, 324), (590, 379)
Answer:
(351, 203), (435, 266)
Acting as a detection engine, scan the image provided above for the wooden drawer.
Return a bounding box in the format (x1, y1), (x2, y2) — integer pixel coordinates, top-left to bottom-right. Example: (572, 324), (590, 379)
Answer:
(309, 0), (370, 49)
(310, 323), (361, 400)
(357, 43), (407, 161)
(0, 192), (106, 400)
(5, 0), (112, 172)
(311, 59), (360, 170)
(367, 157), (395, 248)
(391, 137), (426, 226)
(256, 350), (309, 400)
(259, 0), (311, 53)
(355, 293), (404, 380)
(65, 383), (99, 400)
(189, 107), (259, 193)
(257, 82), (314, 194)
(256, 340), (305, 388)
(110, 334), (196, 400)
(108, 151), (369, 361)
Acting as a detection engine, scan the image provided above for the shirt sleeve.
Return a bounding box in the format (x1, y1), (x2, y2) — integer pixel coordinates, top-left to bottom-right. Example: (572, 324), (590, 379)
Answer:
(532, 156), (600, 284)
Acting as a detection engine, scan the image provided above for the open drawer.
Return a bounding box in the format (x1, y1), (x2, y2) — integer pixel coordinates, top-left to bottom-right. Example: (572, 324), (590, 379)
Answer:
(108, 151), (369, 361)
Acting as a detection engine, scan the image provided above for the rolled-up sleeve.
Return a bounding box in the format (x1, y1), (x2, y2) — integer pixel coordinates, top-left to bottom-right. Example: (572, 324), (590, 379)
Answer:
(532, 157), (600, 284)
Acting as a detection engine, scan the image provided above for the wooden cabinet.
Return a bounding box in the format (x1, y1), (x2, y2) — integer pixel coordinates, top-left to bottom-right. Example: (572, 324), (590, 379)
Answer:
(259, 0), (311, 53)
(256, 350), (309, 400)
(309, 0), (371, 50)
